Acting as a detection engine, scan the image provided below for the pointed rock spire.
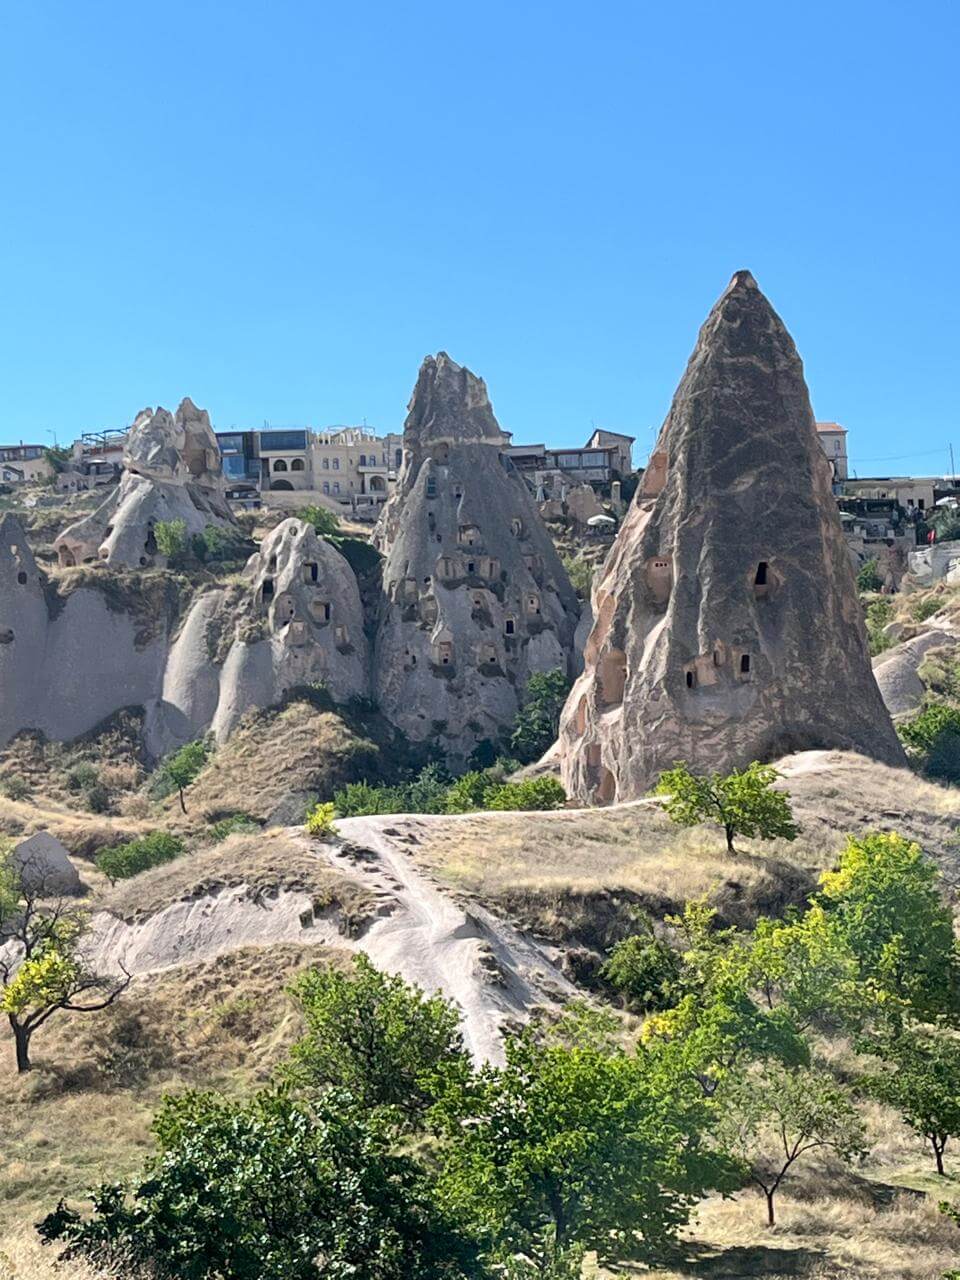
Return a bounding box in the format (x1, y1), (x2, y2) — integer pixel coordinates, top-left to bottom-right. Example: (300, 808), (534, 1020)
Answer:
(558, 271), (904, 803)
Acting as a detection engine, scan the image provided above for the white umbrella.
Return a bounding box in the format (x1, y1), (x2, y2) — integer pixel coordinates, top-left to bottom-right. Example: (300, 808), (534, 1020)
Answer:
(586, 514), (616, 527)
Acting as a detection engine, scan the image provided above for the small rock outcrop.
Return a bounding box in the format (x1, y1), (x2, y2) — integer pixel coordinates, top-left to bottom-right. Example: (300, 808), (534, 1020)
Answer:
(373, 353), (580, 756)
(559, 271), (904, 803)
(56, 398), (236, 569)
(146, 518), (368, 753)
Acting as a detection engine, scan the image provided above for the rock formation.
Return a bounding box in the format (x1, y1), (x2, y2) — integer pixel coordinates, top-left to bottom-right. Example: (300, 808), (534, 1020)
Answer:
(56, 398), (236, 569)
(558, 270), (904, 803)
(11, 832), (81, 896)
(373, 353), (580, 756)
(146, 518), (368, 753)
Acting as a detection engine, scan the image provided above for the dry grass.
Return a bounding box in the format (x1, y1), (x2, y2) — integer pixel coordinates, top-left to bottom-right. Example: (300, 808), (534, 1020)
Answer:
(403, 751), (960, 947)
(101, 828), (379, 931)
(0, 943), (350, 1240)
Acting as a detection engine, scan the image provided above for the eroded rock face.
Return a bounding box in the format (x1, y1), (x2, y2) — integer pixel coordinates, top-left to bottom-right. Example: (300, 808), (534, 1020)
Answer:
(374, 353), (580, 756)
(559, 271), (904, 803)
(55, 398), (236, 569)
(146, 518), (369, 753)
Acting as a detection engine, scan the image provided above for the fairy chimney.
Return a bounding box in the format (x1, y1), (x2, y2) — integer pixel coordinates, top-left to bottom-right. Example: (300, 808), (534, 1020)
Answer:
(559, 270), (905, 803)
(374, 353), (580, 757)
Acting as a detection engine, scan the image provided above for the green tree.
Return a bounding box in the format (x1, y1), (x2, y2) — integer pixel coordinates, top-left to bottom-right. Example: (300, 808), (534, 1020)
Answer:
(655, 761), (798, 854)
(0, 855), (129, 1072)
(722, 1061), (865, 1225)
(899, 700), (960, 783)
(560, 554), (594, 599)
(40, 1087), (478, 1280)
(297, 503), (341, 537)
(158, 739), (209, 813)
(861, 1027), (960, 1175)
(509, 669), (572, 764)
(437, 1023), (734, 1271)
(482, 776), (567, 811)
(747, 908), (862, 1030)
(287, 955), (471, 1131)
(154, 517), (188, 560)
(815, 832), (960, 1021)
(305, 800), (338, 836)
(601, 921), (681, 1013)
(856, 558), (883, 593)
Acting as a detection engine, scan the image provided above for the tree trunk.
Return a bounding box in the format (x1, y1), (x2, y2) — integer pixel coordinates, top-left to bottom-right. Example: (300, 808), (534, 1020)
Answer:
(765, 1188), (776, 1226)
(178, 786), (187, 815)
(725, 824), (737, 854)
(933, 1137), (946, 1176)
(11, 1019), (31, 1073)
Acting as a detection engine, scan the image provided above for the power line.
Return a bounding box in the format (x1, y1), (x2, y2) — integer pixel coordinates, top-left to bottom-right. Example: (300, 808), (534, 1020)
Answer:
(849, 446), (949, 465)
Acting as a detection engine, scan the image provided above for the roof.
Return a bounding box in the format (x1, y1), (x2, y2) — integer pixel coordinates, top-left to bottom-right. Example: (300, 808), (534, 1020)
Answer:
(815, 421), (847, 434)
(586, 428), (636, 445)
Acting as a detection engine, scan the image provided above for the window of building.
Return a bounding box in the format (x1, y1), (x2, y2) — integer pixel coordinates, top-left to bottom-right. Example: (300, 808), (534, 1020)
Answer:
(291, 458), (304, 471)
(322, 481), (330, 495)
(323, 458), (329, 469)
(426, 476), (437, 498)
(332, 458), (340, 470)
(359, 454), (366, 466)
(740, 654), (751, 674)
(504, 618), (516, 636)
(273, 459), (288, 472)
(395, 448), (402, 467)
(333, 482), (340, 494)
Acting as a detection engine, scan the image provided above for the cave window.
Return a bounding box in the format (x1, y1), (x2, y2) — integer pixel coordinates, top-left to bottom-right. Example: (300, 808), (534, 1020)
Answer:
(526, 594), (541, 615)
(262, 578), (274, 601)
(740, 654), (751, 674)
(16, 571), (26, 585)
(511, 517), (523, 537)
(145, 530), (158, 555)
(311, 599), (331, 623)
(335, 624), (349, 646)
(714, 649), (722, 666)
(428, 512), (436, 532)
(454, 484), (463, 499)
(755, 562), (768, 585)
(467, 560), (476, 574)
(426, 476), (437, 498)
(685, 669), (696, 689)
(504, 617), (516, 636)
(304, 562), (319, 583)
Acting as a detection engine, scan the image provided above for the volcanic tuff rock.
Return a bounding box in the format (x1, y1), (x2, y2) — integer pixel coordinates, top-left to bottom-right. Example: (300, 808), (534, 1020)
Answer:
(373, 353), (580, 756)
(55, 398), (236, 569)
(558, 270), (904, 803)
(146, 518), (368, 754)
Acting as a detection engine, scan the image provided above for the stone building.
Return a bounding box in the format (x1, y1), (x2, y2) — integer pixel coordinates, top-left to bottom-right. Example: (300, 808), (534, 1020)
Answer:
(558, 270), (904, 804)
(373, 352), (580, 758)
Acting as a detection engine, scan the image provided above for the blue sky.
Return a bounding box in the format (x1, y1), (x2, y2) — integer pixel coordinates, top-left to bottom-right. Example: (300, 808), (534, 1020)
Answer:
(0, 1), (956, 473)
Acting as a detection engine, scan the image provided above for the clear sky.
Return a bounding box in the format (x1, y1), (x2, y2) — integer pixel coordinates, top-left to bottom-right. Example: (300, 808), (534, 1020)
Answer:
(0, 1), (956, 473)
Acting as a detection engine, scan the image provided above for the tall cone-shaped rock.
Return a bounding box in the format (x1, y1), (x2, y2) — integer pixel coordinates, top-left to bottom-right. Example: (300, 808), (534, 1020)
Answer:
(558, 271), (904, 803)
(374, 353), (580, 757)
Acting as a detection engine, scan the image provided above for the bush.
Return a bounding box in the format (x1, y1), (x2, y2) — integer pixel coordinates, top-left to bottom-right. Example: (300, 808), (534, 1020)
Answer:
(154, 518), (187, 559)
(899, 700), (960, 782)
(65, 762), (99, 792)
(601, 928), (682, 1012)
(305, 801), (338, 837)
(297, 504), (341, 537)
(856, 559), (883, 593)
(482, 776), (567, 811)
(84, 783), (112, 814)
(443, 772), (490, 814)
(911, 595), (943, 623)
(561, 554), (594, 598)
(865, 597), (895, 656)
(96, 832), (184, 884)
(207, 813), (259, 842)
(0, 774), (31, 801)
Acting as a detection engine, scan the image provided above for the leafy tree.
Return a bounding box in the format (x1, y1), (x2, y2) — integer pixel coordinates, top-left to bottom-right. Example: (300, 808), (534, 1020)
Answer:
(154, 517), (187, 560)
(287, 955), (471, 1131)
(40, 1087), (479, 1280)
(816, 832), (960, 1021)
(856, 558), (883, 593)
(861, 1027), (960, 1175)
(444, 770), (491, 813)
(95, 831), (184, 884)
(560, 554), (594, 599)
(655, 761), (798, 854)
(0, 854), (129, 1072)
(436, 1023), (735, 1271)
(865, 597), (896, 656)
(747, 908), (862, 1030)
(722, 1061), (865, 1225)
(483, 776), (567, 811)
(0, 772), (31, 801)
(509, 669), (572, 764)
(297, 503), (341, 538)
(899, 700), (960, 783)
(601, 921), (681, 1012)
(158, 739), (209, 813)
(305, 800), (337, 836)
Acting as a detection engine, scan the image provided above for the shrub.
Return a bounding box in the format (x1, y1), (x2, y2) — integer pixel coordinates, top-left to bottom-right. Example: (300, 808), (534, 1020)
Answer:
(154, 518), (187, 559)
(912, 595), (943, 623)
(856, 559), (883, 593)
(334, 780), (401, 817)
(865, 597), (895, 656)
(0, 774), (31, 801)
(561, 554), (594, 598)
(207, 813), (258, 843)
(305, 801), (338, 837)
(84, 783), (112, 814)
(65, 762), (99, 792)
(96, 832), (185, 884)
(296, 504), (341, 537)
(899, 700), (960, 782)
(444, 771), (490, 814)
(601, 929), (682, 1012)
(483, 776), (567, 811)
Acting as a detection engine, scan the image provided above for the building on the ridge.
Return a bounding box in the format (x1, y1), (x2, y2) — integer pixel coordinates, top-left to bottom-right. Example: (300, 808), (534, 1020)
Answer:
(0, 443), (51, 484)
(506, 429), (634, 498)
(816, 422), (848, 481)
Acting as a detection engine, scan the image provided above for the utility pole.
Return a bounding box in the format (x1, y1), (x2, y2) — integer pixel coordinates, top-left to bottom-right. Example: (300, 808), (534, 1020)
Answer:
(951, 443), (956, 483)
